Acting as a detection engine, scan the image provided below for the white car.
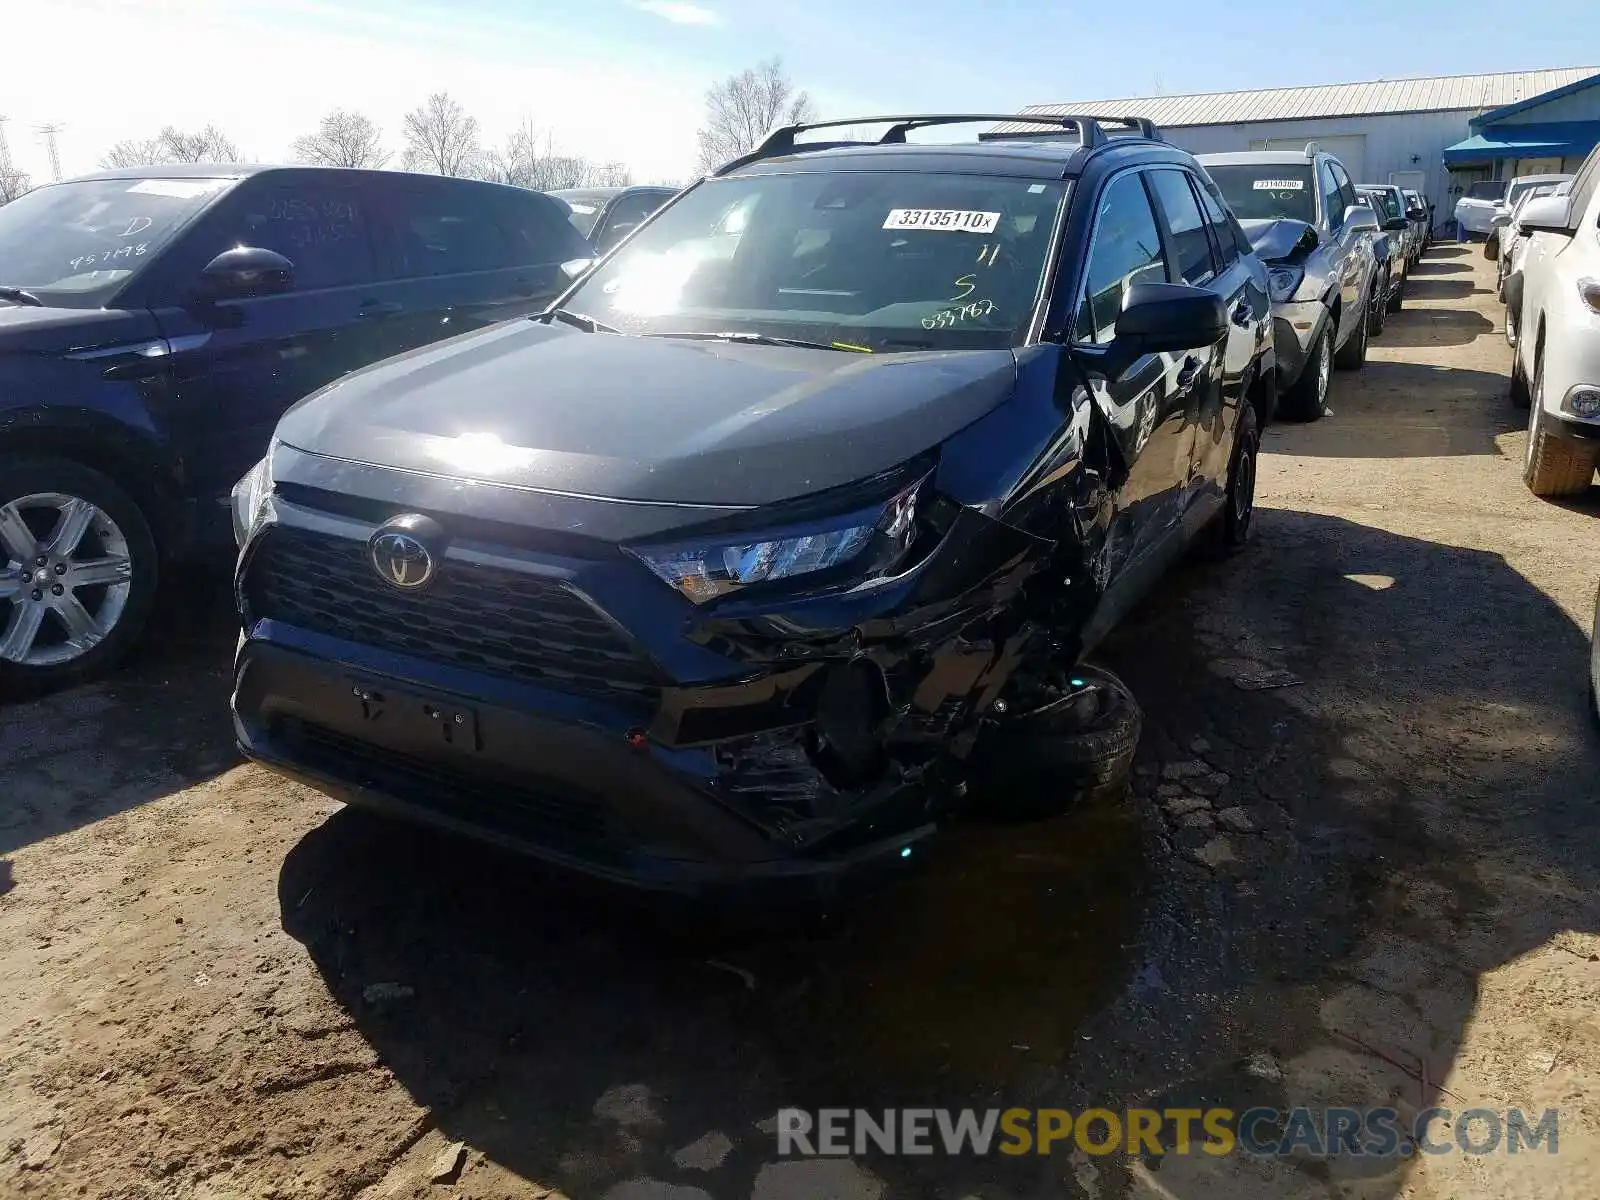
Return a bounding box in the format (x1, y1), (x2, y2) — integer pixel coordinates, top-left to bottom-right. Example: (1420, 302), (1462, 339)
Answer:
(1455, 179), (1510, 237)
(1485, 173), (1573, 258)
(1500, 180), (1573, 334)
(1511, 145), (1600, 497)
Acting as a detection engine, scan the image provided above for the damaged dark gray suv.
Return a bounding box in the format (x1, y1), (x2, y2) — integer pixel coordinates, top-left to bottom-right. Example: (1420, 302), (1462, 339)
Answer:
(231, 114), (1275, 896)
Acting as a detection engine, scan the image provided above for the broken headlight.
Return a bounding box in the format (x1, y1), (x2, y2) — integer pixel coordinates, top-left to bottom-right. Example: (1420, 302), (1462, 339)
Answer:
(627, 474), (926, 604)
(1268, 266), (1305, 303)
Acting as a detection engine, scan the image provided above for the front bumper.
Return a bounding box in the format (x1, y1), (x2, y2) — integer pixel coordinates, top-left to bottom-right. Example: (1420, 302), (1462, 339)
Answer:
(1271, 299), (1328, 387)
(235, 638), (938, 899)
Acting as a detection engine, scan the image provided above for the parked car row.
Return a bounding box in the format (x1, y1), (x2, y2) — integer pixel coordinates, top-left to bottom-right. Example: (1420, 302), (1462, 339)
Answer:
(1503, 145), (1600, 498)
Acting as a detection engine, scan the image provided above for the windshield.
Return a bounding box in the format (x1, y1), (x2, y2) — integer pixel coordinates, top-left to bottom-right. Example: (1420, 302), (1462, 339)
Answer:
(560, 171), (1068, 352)
(1204, 165), (1316, 225)
(1467, 180), (1508, 202)
(0, 176), (230, 306)
(550, 190), (611, 238)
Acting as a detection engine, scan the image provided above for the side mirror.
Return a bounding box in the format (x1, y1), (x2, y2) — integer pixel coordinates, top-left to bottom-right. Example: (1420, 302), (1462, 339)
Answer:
(559, 257), (595, 281)
(1490, 213), (1513, 229)
(197, 246), (293, 301)
(1518, 194), (1574, 237)
(596, 221), (640, 253)
(1343, 204), (1381, 234)
(1383, 216), (1410, 232)
(1097, 282), (1227, 378)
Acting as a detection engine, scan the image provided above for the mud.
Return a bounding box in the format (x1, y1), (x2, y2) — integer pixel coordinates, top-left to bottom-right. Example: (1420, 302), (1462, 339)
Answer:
(3, 246), (1600, 1199)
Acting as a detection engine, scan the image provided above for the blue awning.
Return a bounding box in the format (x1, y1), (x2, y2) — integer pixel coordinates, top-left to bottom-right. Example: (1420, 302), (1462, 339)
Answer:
(1444, 121), (1600, 165)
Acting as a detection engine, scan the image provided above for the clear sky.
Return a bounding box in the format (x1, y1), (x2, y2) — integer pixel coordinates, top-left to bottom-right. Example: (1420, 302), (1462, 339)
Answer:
(3, 0), (1598, 184)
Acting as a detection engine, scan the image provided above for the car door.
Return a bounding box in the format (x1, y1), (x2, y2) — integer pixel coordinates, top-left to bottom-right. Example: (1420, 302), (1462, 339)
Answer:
(1188, 169), (1265, 487)
(1317, 159), (1358, 343)
(591, 188), (674, 255)
(366, 176), (585, 360)
(147, 171), (385, 540)
(1069, 168), (1193, 580)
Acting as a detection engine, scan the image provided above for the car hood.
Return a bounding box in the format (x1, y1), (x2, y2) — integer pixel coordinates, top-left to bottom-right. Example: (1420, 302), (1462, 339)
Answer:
(0, 302), (160, 354)
(1238, 218), (1317, 264)
(275, 320), (1020, 507)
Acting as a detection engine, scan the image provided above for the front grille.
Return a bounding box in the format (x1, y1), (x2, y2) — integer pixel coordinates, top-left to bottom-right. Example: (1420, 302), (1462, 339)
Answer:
(247, 526), (663, 704)
(290, 720), (617, 855)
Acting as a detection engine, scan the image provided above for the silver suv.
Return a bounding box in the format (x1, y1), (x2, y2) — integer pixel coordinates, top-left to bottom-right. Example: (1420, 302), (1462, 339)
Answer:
(1199, 147), (1382, 421)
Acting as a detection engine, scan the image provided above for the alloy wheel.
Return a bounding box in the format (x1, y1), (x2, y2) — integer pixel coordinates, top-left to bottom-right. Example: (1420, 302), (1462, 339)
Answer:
(0, 493), (134, 667)
(1317, 330), (1333, 407)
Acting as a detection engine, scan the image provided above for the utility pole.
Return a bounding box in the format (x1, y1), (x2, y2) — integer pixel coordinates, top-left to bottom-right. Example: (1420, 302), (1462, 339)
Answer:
(37, 124), (63, 181)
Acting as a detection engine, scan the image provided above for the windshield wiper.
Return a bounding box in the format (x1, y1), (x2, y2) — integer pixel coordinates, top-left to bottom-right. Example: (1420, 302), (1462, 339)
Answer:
(544, 308), (619, 334)
(0, 285), (43, 307)
(651, 330), (870, 353)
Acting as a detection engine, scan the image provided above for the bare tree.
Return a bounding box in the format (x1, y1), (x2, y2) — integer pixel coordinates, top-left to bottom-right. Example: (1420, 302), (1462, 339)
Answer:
(401, 92), (481, 177)
(0, 167), (30, 205)
(593, 162), (633, 188)
(292, 109), (388, 169)
(100, 124), (240, 168)
(695, 57), (815, 175)
(476, 122), (633, 191)
(478, 118), (543, 188)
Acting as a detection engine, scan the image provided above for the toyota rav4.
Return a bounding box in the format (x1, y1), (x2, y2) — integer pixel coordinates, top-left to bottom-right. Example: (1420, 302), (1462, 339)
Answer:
(231, 114), (1275, 895)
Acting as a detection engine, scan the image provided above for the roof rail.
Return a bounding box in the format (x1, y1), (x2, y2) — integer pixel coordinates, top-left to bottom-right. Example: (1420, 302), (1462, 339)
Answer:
(711, 113), (1160, 176)
(979, 114), (1161, 143)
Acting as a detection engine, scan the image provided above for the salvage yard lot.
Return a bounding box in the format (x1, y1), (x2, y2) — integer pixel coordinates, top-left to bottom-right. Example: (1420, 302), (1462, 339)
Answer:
(3, 247), (1600, 1200)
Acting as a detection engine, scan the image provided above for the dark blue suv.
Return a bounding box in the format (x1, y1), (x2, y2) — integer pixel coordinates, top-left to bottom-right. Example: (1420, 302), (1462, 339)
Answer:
(0, 165), (589, 692)
(231, 115), (1276, 896)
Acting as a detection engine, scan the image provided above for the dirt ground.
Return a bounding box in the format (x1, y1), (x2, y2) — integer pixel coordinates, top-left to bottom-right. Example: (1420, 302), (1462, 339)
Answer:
(3, 246), (1600, 1200)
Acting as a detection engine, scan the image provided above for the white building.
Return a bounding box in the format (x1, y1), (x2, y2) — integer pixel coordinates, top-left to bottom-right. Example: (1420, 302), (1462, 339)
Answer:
(997, 67), (1600, 229)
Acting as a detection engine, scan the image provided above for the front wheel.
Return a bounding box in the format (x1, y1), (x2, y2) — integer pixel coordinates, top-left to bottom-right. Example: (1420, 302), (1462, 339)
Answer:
(1279, 322), (1333, 422)
(0, 456), (158, 696)
(1202, 401), (1260, 557)
(1523, 355), (1599, 497)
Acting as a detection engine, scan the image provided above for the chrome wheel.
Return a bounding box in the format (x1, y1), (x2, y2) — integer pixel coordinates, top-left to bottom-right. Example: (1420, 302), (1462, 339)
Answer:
(0, 493), (134, 667)
(1316, 330), (1333, 407)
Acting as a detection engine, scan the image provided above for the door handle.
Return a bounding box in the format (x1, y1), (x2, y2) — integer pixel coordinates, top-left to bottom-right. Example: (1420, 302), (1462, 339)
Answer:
(1176, 355), (1202, 389)
(358, 300), (403, 319)
(1231, 300), (1253, 327)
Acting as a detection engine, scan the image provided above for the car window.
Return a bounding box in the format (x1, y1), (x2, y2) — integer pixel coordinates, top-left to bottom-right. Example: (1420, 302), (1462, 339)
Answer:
(1328, 162), (1358, 222)
(1204, 164), (1316, 226)
(563, 170), (1069, 353)
(200, 178), (373, 291)
(1467, 180), (1509, 201)
(1147, 169), (1216, 286)
(1319, 160), (1344, 229)
(1074, 171), (1167, 345)
(384, 183), (512, 277)
(495, 191), (594, 267)
(1191, 174), (1240, 267)
(600, 191), (670, 243)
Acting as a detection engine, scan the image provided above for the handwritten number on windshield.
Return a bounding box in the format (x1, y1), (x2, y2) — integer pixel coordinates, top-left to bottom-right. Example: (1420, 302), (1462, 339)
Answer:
(923, 297), (996, 329)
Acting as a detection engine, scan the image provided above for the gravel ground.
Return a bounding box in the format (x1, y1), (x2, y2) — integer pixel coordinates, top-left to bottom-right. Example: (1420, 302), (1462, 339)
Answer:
(2, 246), (1599, 1200)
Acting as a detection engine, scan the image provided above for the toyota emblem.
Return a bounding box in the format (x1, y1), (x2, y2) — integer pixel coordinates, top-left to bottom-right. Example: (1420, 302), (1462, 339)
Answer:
(368, 514), (446, 590)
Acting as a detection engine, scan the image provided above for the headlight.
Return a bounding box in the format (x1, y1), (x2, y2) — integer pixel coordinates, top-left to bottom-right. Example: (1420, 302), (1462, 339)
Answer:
(1268, 266), (1304, 304)
(627, 474), (926, 603)
(230, 455), (272, 547)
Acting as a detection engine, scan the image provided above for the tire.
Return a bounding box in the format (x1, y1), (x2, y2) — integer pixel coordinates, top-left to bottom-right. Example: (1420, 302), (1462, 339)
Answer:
(1589, 580), (1600, 732)
(974, 666), (1142, 819)
(0, 455), (158, 697)
(1202, 401), (1260, 557)
(1484, 233), (1500, 262)
(1510, 340), (1531, 409)
(1388, 275), (1405, 314)
(1334, 294), (1370, 370)
(1279, 321), (1333, 422)
(1367, 272), (1388, 337)
(1523, 354), (1600, 498)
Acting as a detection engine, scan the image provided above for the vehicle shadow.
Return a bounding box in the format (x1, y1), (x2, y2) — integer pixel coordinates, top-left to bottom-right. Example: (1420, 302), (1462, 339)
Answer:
(1369, 307), (1496, 349)
(1408, 261), (1470, 277)
(277, 510), (1600, 1198)
(0, 565), (240, 856)
(1403, 277), (1479, 302)
(1273, 361), (1522, 458)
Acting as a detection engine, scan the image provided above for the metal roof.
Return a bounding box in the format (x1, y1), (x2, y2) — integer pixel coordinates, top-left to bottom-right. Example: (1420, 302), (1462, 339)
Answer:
(993, 67), (1600, 132)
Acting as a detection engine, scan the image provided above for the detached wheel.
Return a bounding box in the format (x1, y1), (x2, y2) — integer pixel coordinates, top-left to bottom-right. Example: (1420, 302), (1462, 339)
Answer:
(0, 456), (158, 696)
(1523, 355), (1599, 498)
(1335, 295), (1370, 370)
(1202, 402), (1259, 556)
(973, 666), (1142, 819)
(1279, 322), (1333, 422)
